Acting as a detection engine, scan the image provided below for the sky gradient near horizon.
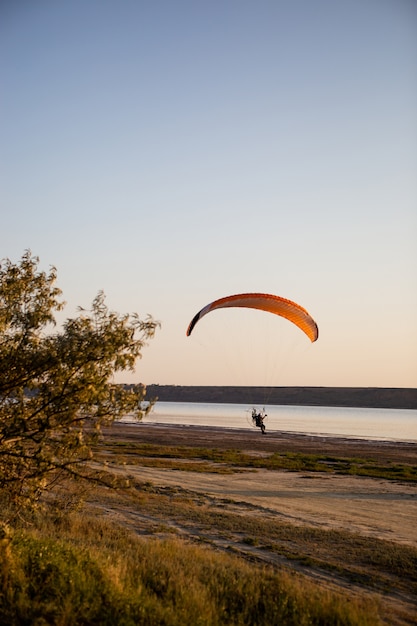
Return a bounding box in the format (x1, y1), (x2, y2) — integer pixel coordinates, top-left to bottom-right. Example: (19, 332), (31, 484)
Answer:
(1, 1), (416, 388)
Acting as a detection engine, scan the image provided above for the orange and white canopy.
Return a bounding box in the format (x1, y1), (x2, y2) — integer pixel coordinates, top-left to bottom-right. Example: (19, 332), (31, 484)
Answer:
(186, 293), (318, 342)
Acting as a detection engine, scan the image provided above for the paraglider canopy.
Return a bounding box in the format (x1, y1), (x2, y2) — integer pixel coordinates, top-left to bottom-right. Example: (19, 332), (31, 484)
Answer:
(186, 293), (318, 342)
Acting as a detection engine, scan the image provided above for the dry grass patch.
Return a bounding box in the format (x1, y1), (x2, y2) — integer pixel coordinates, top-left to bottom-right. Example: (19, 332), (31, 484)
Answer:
(0, 507), (383, 626)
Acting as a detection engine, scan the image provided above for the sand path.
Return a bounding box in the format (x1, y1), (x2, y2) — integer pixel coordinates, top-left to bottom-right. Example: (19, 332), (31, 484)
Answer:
(123, 465), (417, 545)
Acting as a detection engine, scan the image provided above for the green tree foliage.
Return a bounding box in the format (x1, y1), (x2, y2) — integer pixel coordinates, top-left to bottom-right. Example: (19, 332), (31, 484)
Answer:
(0, 251), (159, 506)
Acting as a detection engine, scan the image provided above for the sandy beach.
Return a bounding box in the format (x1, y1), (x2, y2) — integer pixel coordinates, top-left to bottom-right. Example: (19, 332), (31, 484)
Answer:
(106, 422), (417, 546)
(95, 422), (417, 624)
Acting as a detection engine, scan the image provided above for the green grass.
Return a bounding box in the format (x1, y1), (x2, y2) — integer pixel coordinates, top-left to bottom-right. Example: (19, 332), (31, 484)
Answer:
(98, 441), (417, 482)
(0, 511), (382, 626)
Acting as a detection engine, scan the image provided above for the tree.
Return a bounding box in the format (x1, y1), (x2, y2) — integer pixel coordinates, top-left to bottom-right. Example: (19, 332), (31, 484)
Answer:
(0, 251), (159, 507)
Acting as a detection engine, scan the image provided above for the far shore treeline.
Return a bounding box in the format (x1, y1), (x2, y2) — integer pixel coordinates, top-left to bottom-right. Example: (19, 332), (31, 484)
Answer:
(128, 386), (417, 410)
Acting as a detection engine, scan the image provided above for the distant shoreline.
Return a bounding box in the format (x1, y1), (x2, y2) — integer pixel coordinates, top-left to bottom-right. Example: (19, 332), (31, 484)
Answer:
(140, 385), (417, 410)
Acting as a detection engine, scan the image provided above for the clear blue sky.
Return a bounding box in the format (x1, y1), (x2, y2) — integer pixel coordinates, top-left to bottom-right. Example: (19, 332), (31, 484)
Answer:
(1, 0), (416, 388)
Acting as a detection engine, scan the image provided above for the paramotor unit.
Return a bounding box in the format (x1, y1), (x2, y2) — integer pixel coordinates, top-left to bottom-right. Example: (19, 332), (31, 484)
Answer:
(186, 292), (318, 342)
(251, 407), (267, 434)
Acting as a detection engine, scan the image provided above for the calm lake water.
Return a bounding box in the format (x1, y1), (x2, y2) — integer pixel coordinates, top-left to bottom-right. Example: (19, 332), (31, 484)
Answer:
(123, 402), (417, 443)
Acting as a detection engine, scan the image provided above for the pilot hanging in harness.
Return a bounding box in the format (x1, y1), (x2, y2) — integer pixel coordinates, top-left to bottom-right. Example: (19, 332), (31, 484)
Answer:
(251, 407), (267, 434)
